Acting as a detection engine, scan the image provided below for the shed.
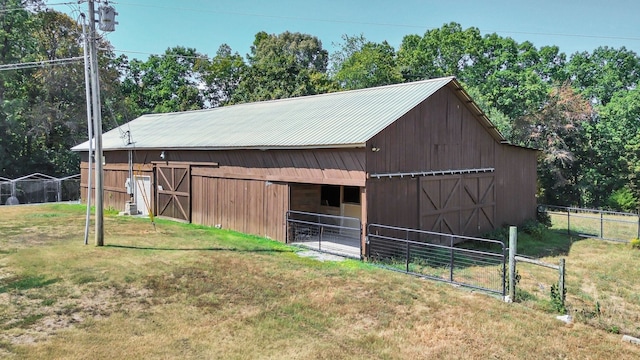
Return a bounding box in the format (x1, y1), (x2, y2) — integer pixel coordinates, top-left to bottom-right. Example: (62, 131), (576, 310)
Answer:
(73, 77), (537, 253)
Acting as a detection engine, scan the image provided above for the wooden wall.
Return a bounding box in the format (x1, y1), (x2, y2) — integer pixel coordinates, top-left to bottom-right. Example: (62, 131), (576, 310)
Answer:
(365, 84), (537, 235)
(495, 144), (538, 227)
(79, 148), (363, 242)
(108, 148), (366, 187)
(290, 184), (321, 213)
(366, 83), (496, 175)
(80, 160), (153, 212)
(191, 176), (289, 241)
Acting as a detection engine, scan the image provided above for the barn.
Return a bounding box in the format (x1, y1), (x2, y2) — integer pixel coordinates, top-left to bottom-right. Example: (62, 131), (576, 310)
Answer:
(73, 76), (537, 257)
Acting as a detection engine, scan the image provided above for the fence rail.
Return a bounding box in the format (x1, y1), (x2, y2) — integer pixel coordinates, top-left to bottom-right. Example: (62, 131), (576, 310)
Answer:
(543, 205), (639, 242)
(367, 224), (506, 295)
(286, 210), (362, 259)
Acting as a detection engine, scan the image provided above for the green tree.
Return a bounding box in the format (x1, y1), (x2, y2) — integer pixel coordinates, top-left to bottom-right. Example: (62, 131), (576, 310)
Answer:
(200, 44), (246, 107)
(23, 10), (87, 175)
(471, 35), (551, 120)
(567, 46), (640, 106)
(332, 35), (402, 90)
(397, 22), (483, 81)
(0, 4), (123, 177)
(0, 1), (36, 176)
(584, 88), (640, 207)
(231, 31), (336, 103)
(119, 46), (206, 115)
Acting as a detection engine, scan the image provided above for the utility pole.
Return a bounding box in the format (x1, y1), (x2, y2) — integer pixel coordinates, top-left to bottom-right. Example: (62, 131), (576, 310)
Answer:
(84, 0), (117, 246)
(81, 14), (93, 246)
(87, 0), (104, 246)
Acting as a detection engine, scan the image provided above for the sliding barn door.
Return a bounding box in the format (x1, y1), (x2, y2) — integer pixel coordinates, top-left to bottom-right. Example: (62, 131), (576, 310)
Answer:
(419, 173), (495, 235)
(156, 163), (191, 222)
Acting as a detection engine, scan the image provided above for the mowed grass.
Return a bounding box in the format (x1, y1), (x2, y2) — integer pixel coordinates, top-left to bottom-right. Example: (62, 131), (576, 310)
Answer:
(549, 210), (639, 242)
(0, 205), (639, 359)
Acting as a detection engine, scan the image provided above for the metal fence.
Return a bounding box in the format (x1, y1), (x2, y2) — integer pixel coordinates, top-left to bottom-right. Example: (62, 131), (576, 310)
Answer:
(286, 210), (362, 259)
(367, 224), (506, 295)
(544, 205), (639, 242)
(0, 173), (80, 206)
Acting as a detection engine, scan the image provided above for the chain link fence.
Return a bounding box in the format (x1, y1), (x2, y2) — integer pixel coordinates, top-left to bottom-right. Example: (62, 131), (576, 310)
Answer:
(0, 173), (80, 206)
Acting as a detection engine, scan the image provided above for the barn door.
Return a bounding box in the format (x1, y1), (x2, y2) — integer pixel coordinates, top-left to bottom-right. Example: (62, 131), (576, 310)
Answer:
(419, 173), (495, 235)
(156, 163), (191, 222)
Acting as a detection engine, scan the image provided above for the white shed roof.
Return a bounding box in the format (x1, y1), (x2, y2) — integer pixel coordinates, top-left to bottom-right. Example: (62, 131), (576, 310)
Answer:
(73, 77), (504, 151)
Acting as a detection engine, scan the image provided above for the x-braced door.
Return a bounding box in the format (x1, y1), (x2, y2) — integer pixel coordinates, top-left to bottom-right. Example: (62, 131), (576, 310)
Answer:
(156, 163), (191, 222)
(419, 173), (495, 235)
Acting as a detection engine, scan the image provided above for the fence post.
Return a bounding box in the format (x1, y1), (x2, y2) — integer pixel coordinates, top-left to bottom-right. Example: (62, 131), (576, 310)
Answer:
(405, 241), (410, 272)
(508, 226), (517, 302)
(318, 225), (323, 251)
(567, 209), (570, 236)
(600, 212), (604, 239)
(559, 258), (566, 307)
(449, 235), (454, 282)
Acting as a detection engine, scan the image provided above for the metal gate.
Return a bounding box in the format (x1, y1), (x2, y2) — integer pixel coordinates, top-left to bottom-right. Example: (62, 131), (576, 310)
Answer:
(367, 223), (506, 295)
(286, 210), (362, 259)
(419, 173), (495, 235)
(156, 163), (191, 222)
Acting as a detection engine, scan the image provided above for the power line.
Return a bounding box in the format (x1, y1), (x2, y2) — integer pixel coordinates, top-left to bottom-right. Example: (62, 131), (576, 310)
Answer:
(102, 48), (211, 60)
(0, 1), (76, 13)
(0, 56), (84, 71)
(112, 1), (640, 44)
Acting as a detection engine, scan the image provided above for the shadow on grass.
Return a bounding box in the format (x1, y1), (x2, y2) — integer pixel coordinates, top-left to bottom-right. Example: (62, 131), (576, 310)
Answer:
(464, 228), (588, 259)
(106, 244), (295, 253)
(510, 229), (588, 258)
(0, 275), (59, 293)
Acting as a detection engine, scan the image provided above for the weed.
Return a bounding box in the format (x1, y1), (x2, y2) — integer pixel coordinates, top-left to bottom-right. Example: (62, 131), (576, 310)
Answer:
(630, 238), (640, 250)
(522, 219), (547, 240)
(515, 288), (536, 302)
(482, 226), (509, 242)
(550, 283), (567, 313)
(536, 208), (552, 227)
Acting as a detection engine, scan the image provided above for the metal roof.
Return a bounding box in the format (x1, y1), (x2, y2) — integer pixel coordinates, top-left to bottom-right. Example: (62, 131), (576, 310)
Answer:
(73, 76), (505, 151)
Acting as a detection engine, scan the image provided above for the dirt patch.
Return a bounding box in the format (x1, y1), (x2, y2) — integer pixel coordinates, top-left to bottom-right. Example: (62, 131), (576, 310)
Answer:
(1, 282), (153, 345)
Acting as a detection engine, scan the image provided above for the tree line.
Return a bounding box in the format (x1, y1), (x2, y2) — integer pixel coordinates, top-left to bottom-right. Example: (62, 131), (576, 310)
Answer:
(2, 1), (640, 211)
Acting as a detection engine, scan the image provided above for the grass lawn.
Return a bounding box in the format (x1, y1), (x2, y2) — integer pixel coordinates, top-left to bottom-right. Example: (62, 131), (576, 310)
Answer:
(1, 204), (639, 359)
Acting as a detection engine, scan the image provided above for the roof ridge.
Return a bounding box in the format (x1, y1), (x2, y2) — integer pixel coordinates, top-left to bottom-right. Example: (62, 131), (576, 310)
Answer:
(143, 76), (456, 117)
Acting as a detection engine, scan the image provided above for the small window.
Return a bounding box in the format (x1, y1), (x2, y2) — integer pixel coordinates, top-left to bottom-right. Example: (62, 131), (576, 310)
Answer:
(320, 185), (340, 207)
(343, 186), (360, 204)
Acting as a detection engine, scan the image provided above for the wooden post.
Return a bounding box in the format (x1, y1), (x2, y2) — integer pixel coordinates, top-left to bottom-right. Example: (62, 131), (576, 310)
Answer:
(567, 209), (570, 236)
(559, 258), (566, 307)
(600, 212), (604, 239)
(508, 226), (517, 302)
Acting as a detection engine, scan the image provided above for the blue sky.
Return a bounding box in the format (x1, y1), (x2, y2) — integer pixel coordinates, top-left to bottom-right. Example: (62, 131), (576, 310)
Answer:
(48, 0), (640, 60)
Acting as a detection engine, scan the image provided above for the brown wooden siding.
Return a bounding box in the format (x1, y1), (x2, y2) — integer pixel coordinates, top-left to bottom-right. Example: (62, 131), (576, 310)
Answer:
(290, 184), (322, 213)
(191, 176), (289, 241)
(495, 145), (538, 226)
(105, 148), (366, 187)
(365, 85), (536, 235)
(366, 85), (496, 175)
(366, 177), (419, 229)
(79, 161), (153, 212)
